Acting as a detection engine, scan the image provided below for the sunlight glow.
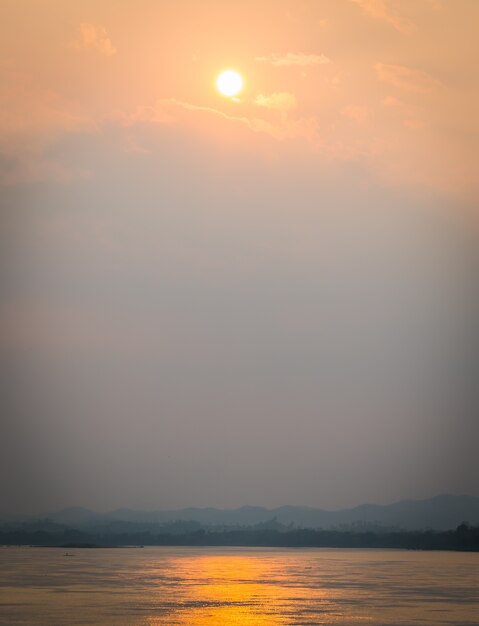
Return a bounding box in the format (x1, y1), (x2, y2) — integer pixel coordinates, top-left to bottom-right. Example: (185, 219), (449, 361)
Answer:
(216, 70), (243, 97)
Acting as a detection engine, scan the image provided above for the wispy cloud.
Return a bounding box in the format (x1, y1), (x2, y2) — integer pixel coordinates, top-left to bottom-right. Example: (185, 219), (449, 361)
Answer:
(254, 92), (296, 112)
(255, 53), (330, 67)
(351, 0), (415, 34)
(375, 63), (441, 93)
(71, 23), (117, 56)
(127, 98), (318, 143)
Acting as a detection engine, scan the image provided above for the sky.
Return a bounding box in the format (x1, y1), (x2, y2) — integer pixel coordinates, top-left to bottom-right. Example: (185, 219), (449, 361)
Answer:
(0, 0), (478, 515)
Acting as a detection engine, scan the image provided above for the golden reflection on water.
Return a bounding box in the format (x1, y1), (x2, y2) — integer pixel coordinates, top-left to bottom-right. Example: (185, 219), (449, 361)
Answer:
(1, 547), (478, 625)
(144, 552), (342, 626)
(166, 555), (290, 625)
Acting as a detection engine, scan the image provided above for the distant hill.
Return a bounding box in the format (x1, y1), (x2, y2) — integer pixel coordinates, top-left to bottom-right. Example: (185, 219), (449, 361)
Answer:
(36, 495), (479, 531)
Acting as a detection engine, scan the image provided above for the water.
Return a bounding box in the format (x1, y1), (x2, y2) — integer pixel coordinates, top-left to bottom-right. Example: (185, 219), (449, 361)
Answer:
(0, 546), (477, 625)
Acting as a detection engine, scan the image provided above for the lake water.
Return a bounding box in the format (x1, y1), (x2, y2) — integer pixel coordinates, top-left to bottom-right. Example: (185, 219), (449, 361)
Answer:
(0, 546), (477, 625)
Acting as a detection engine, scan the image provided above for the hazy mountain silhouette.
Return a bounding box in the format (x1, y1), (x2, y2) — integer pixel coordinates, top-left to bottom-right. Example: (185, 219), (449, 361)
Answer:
(37, 495), (479, 531)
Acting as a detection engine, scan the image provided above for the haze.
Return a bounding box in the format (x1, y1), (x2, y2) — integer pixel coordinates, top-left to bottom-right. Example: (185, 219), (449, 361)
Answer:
(0, 0), (478, 516)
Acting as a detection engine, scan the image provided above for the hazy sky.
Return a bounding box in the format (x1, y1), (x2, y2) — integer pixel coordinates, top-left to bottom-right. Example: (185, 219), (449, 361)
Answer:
(1, 0), (478, 515)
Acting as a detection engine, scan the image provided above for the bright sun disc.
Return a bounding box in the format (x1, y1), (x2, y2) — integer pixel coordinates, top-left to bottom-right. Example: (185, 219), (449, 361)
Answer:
(216, 70), (243, 97)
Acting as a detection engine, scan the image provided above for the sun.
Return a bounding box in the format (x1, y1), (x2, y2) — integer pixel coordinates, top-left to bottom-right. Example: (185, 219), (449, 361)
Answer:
(216, 70), (243, 98)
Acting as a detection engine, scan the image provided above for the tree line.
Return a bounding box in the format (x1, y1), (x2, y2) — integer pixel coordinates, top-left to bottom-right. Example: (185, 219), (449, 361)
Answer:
(1, 522), (478, 551)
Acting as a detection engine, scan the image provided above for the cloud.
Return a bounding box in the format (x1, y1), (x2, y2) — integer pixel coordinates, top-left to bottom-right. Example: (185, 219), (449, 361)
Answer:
(0, 64), (96, 184)
(255, 53), (330, 67)
(254, 92), (296, 112)
(71, 23), (117, 56)
(0, 65), (92, 139)
(125, 103), (175, 126)
(128, 98), (318, 143)
(375, 63), (441, 93)
(351, 0), (415, 34)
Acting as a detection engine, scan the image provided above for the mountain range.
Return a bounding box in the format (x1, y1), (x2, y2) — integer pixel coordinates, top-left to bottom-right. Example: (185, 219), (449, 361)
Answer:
(17, 494), (479, 531)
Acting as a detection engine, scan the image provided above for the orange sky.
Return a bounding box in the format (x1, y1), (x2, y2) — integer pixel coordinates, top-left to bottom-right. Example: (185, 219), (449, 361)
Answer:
(1, 0), (478, 198)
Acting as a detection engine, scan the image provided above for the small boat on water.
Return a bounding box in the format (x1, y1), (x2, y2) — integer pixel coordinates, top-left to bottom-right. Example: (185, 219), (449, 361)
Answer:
(63, 552), (75, 557)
